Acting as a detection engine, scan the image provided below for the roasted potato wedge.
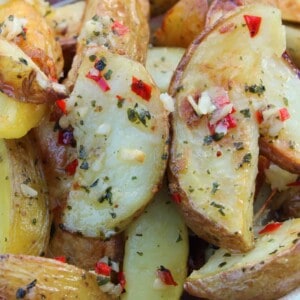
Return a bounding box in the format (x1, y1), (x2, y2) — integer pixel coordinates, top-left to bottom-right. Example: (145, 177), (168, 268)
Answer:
(66, 0), (149, 90)
(185, 218), (300, 300)
(122, 186), (188, 299)
(146, 47), (185, 93)
(0, 136), (50, 255)
(0, 254), (111, 299)
(0, 38), (67, 104)
(153, 0), (208, 48)
(277, 0), (300, 23)
(61, 47), (169, 238)
(0, 0), (63, 78)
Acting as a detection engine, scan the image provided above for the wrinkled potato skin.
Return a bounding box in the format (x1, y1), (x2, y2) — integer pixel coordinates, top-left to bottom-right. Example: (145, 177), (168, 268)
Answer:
(0, 255), (111, 300)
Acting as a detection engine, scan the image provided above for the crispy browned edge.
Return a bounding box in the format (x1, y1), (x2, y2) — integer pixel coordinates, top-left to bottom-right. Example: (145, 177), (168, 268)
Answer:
(184, 240), (300, 300)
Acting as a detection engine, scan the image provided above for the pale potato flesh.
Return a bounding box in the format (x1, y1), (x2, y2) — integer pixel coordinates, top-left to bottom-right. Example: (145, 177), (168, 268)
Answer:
(62, 48), (169, 238)
(122, 186), (188, 300)
(0, 137), (50, 255)
(185, 218), (300, 300)
(146, 47), (185, 93)
(0, 255), (111, 300)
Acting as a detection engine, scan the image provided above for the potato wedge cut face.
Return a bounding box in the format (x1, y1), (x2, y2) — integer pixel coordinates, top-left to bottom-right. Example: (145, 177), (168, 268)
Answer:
(62, 48), (169, 238)
(169, 4), (287, 252)
(122, 186), (188, 299)
(185, 218), (300, 300)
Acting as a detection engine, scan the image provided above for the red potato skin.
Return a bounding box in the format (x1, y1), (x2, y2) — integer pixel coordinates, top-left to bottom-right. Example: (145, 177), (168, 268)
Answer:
(185, 241), (300, 300)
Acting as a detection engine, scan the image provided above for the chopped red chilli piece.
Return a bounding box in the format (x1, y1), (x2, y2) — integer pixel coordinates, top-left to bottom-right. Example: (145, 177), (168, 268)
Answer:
(255, 110), (263, 124)
(86, 72), (110, 92)
(65, 159), (78, 176)
(95, 262), (112, 276)
(259, 222), (282, 234)
(118, 271), (126, 290)
(287, 180), (300, 187)
(278, 108), (290, 122)
(131, 76), (152, 101)
(112, 21), (129, 36)
(56, 99), (67, 114)
(244, 15), (262, 38)
(157, 266), (177, 286)
(54, 256), (66, 263)
(171, 193), (181, 204)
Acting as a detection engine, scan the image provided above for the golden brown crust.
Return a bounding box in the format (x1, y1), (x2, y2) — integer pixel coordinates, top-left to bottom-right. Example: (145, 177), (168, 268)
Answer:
(259, 137), (300, 174)
(47, 224), (124, 270)
(0, 0), (64, 78)
(185, 241), (300, 300)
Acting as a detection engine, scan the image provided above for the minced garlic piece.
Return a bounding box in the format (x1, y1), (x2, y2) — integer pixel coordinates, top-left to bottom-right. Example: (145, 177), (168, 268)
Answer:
(160, 93), (174, 112)
(0, 15), (27, 41)
(187, 91), (216, 117)
(20, 183), (38, 198)
(119, 148), (145, 163)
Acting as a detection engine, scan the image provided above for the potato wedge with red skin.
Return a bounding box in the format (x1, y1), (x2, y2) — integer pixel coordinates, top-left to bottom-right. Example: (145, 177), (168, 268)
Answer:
(169, 4), (291, 252)
(185, 218), (300, 300)
(0, 254), (111, 300)
(61, 47), (169, 239)
(0, 38), (67, 104)
(0, 0), (63, 79)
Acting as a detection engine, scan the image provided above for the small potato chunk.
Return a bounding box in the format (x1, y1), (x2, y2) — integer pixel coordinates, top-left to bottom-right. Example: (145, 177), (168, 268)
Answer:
(122, 186), (188, 300)
(0, 136), (50, 255)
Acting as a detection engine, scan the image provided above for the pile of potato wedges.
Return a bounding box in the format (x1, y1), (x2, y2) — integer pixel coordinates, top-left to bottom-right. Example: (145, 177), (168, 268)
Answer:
(0, 0), (299, 299)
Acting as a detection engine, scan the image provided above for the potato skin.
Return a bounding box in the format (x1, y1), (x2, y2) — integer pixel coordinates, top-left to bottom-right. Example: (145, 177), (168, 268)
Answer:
(185, 219), (300, 300)
(185, 244), (300, 300)
(0, 254), (111, 300)
(0, 0), (64, 78)
(0, 136), (50, 255)
(153, 0), (208, 48)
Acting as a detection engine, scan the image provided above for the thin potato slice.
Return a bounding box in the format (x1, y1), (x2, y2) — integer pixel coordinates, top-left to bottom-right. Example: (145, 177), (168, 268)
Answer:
(62, 48), (169, 238)
(169, 4), (287, 252)
(0, 254), (111, 299)
(122, 186), (188, 299)
(0, 136), (50, 255)
(185, 218), (300, 300)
